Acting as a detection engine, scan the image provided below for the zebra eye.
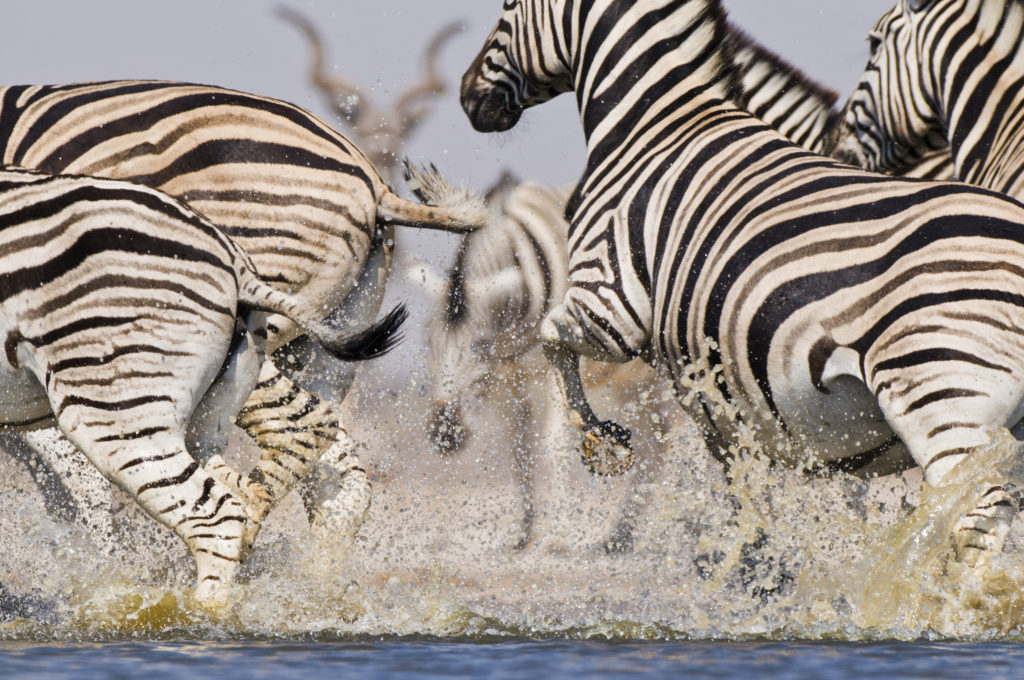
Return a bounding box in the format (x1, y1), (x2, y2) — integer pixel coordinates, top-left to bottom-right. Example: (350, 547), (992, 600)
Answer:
(907, 0), (933, 11)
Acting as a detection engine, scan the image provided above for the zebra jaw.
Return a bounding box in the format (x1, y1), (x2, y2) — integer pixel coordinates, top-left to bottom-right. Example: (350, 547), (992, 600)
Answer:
(581, 420), (635, 476)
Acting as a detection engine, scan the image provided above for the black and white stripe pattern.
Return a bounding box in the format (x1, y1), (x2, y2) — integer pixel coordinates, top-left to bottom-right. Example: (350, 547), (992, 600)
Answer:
(0, 168), (404, 605)
(461, 0), (1024, 566)
(0, 80), (485, 546)
(425, 25), (914, 552)
(830, 0), (1023, 192)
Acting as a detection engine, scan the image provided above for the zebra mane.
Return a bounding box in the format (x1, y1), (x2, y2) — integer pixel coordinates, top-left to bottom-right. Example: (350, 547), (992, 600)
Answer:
(698, 0), (745, 103)
(723, 21), (840, 113)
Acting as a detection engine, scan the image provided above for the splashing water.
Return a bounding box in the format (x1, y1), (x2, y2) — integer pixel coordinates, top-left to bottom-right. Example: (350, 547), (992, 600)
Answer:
(4, 354), (1024, 642)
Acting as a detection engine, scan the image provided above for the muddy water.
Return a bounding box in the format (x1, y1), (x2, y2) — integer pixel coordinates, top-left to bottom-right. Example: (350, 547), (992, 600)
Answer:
(4, 357), (1024, 643)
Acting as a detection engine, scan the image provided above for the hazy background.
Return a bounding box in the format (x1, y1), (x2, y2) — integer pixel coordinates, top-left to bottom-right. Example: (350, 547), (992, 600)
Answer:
(0, 1), (897, 382)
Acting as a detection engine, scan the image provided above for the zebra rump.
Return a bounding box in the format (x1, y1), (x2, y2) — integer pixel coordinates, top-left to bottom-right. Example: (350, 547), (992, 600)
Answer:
(0, 80), (482, 553)
(0, 168), (404, 607)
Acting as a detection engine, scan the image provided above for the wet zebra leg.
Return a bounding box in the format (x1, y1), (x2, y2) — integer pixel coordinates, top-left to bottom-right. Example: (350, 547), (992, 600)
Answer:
(868, 335), (1024, 566)
(298, 429), (371, 546)
(952, 485), (1018, 566)
(540, 311), (635, 476)
(231, 361), (344, 534)
(59, 421), (248, 607)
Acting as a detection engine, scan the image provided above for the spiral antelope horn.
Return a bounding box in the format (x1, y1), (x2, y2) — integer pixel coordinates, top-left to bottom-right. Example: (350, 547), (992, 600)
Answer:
(391, 21), (463, 141)
(276, 5), (367, 123)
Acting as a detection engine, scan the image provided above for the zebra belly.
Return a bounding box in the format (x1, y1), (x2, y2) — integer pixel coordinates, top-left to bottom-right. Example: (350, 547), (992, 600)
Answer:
(0, 362), (53, 428)
(770, 368), (896, 468)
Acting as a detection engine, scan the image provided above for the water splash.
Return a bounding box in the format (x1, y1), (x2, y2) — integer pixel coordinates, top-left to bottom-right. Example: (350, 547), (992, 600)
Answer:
(4, 357), (1024, 641)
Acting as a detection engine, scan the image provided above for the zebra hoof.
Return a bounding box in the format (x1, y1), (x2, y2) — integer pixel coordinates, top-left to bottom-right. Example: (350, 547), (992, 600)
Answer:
(581, 420), (635, 476)
(191, 579), (233, 613)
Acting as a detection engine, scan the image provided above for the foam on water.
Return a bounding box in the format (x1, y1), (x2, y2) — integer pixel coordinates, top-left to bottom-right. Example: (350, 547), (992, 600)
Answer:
(5, 356), (1024, 642)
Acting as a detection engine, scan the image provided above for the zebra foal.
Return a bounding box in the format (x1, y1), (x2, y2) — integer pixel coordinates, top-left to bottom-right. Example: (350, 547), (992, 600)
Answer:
(0, 168), (404, 606)
(461, 0), (1024, 566)
(0, 80), (486, 549)
(830, 0), (1024, 199)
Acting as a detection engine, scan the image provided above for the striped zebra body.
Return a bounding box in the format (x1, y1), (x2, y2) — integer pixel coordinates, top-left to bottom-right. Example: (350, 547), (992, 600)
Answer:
(830, 0), (1024, 196)
(424, 26), (913, 552)
(461, 0), (1024, 565)
(0, 168), (404, 605)
(0, 81), (485, 548)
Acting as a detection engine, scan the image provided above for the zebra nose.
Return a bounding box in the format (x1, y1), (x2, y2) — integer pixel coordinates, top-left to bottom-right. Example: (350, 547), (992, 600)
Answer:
(429, 401), (468, 455)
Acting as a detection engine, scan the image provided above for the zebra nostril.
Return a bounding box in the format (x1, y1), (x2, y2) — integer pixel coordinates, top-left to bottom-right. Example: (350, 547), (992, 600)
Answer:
(429, 402), (468, 455)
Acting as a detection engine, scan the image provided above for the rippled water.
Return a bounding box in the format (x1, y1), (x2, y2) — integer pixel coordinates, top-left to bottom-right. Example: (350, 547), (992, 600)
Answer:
(3, 639), (1024, 679)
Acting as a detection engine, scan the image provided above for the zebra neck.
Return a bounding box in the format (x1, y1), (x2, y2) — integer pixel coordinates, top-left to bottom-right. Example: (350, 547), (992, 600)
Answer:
(725, 23), (839, 154)
(572, 0), (734, 157)
(938, 1), (1024, 193)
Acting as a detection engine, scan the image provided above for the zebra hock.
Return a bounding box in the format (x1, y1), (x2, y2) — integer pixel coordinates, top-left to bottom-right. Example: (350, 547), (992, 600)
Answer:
(0, 81), (487, 550)
(462, 0), (1024, 567)
(829, 0), (1024, 198)
(0, 168), (405, 606)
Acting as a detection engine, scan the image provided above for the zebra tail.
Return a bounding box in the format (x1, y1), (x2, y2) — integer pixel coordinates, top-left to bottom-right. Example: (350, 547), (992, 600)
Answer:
(239, 272), (408, 362)
(375, 161), (490, 234)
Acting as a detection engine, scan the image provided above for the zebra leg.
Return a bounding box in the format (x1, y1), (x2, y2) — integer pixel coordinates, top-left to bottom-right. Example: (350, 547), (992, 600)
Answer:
(540, 311), (635, 476)
(297, 430), (371, 547)
(867, 342), (1024, 566)
(605, 433), (665, 554)
(230, 361), (348, 532)
(191, 313), (268, 557)
(55, 414), (248, 607)
(509, 387), (537, 550)
(0, 429), (84, 525)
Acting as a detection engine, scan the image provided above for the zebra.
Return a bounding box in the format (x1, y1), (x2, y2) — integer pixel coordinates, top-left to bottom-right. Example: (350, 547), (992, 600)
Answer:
(460, 0), (1024, 567)
(0, 80), (488, 552)
(0, 167), (406, 606)
(423, 18), (950, 555)
(728, 20), (953, 180)
(420, 17), (953, 555)
(829, 0), (1024, 198)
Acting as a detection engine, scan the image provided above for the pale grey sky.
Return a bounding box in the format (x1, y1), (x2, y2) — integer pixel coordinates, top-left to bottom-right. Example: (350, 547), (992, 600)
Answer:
(3, 1), (895, 190)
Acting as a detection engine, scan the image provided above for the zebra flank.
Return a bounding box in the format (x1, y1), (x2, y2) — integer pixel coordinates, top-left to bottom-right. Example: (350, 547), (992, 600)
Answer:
(831, 0), (1024, 196)
(0, 167), (404, 605)
(462, 0), (1024, 566)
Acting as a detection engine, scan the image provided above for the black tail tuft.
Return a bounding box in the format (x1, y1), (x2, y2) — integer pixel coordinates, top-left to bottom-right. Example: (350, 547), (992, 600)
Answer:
(322, 303), (408, 361)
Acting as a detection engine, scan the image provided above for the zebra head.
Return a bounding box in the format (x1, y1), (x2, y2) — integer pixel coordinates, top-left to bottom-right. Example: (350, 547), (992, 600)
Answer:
(829, 0), (958, 173)
(461, 0), (573, 132)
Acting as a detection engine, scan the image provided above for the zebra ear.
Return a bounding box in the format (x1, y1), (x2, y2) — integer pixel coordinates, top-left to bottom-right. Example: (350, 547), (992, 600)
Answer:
(906, 0), (934, 11)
